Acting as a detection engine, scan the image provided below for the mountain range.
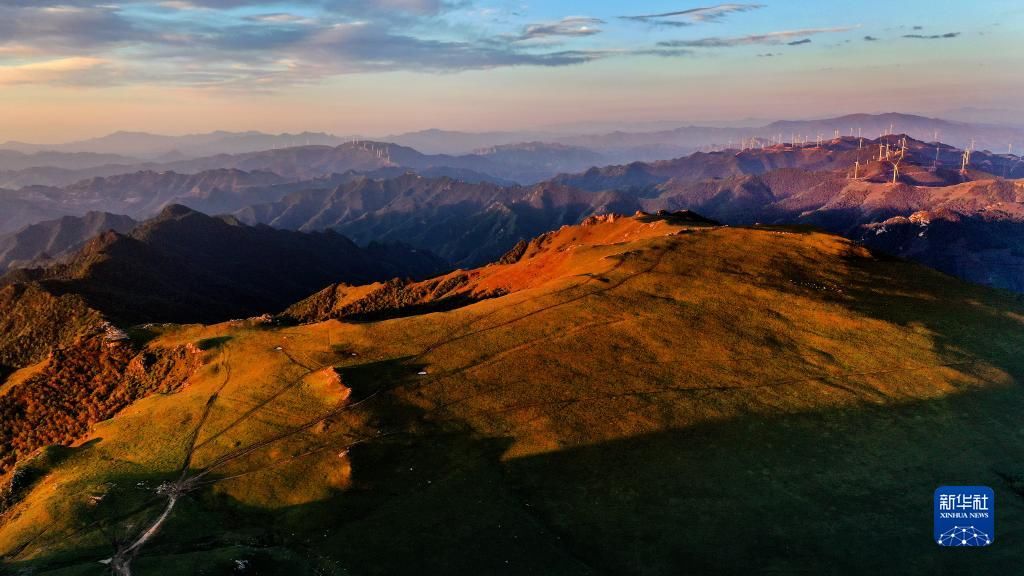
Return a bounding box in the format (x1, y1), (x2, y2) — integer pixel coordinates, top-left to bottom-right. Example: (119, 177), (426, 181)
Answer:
(0, 141), (601, 190)
(0, 131), (348, 160)
(4, 113), (1023, 184)
(1, 211), (1021, 574)
(220, 135), (1023, 292)
(4, 129), (1023, 294)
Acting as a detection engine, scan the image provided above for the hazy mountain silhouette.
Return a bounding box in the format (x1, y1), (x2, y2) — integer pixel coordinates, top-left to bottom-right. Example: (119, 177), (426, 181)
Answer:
(0, 211), (137, 273)
(2, 205), (446, 327)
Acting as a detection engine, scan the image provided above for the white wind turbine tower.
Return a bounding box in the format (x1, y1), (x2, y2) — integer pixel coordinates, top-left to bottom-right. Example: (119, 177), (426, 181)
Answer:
(961, 147), (972, 176)
(888, 145), (905, 184)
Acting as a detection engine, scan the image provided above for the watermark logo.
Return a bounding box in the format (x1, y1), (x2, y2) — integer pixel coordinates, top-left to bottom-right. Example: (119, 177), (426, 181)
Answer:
(934, 486), (994, 547)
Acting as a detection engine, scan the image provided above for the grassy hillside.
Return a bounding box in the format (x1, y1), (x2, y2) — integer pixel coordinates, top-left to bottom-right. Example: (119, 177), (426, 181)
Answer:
(2, 214), (1023, 574)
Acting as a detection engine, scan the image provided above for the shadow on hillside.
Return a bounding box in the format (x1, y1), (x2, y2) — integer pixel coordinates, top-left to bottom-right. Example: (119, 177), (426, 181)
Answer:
(765, 229), (1024, 375)
(341, 293), (496, 324)
(195, 335), (233, 351)
(11, 361), (1024, 576)
(829, 248), (1024, 380)
(636, 210), (720, 227)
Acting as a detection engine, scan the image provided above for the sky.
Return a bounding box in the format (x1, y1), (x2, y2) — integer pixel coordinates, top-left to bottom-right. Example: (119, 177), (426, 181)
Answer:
(1, 1), (1022, 142)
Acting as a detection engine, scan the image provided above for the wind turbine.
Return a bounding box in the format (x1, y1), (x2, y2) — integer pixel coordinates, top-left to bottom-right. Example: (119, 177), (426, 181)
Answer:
(961, 147), (972, 176)
(888, 146), (905, 184)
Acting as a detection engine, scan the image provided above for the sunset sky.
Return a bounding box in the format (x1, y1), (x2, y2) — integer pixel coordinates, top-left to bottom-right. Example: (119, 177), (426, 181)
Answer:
(1, 1), (1022, 142)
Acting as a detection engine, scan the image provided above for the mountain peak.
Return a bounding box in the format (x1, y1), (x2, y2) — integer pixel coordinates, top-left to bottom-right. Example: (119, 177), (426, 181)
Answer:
(156, 203), (199, 220)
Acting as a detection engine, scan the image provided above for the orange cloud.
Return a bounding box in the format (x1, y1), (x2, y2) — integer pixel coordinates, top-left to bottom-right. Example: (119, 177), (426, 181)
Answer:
(0, 57), (107, 86)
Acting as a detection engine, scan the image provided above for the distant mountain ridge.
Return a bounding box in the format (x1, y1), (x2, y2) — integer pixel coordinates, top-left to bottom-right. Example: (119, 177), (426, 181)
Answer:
(0, 130), (349, 160)
(3, 127), (1024, 293)
(237, 135), (1024, 291)
(0, 205), (447, 332)
(5, 113), (1021, 181)
(235, 173), (636, 266)
(0, 211), (137, 273)
(0, 169), (290, 233)
(0, 150), (141, 171)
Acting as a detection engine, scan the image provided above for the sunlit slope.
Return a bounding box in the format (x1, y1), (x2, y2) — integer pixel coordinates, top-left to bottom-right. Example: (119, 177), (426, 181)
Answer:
(3, 214), (1024, 575)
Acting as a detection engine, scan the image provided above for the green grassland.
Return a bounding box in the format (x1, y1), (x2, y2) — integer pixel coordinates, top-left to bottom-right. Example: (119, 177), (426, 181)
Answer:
(2, 217), (1024, 574)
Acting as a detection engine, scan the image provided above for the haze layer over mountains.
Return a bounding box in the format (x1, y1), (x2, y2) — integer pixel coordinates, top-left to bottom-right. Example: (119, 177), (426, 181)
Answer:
(3, 113), (1023, 292)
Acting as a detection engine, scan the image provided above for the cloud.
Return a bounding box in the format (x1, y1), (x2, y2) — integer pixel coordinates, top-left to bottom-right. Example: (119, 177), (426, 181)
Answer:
(903, 32), (960, 39)
(864, 35), (879, 41)
(0, 4), (141, 52)
(244, 13), (315, 25)
(787, 39), (812, 46)
(0, 1), (697, 90)
(158, 1), (201, 9)
(0, 56), (108, 85)
(514, 17), (604, 42)
(298, 22), (605, 74)
(621, 3), (765, 27)
(659, 26), (858, 47)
